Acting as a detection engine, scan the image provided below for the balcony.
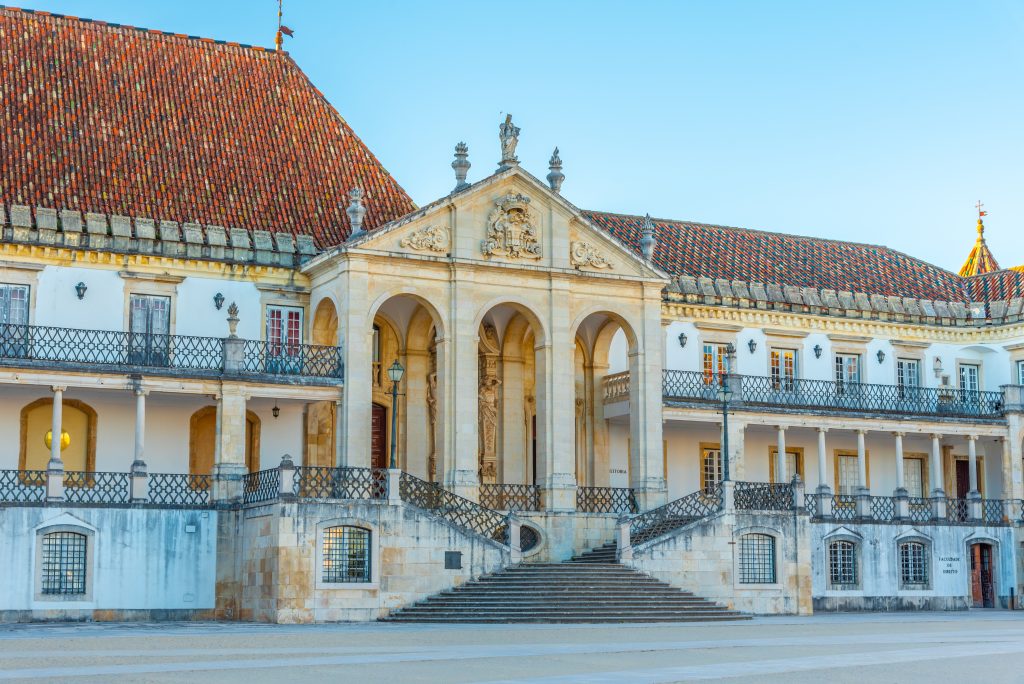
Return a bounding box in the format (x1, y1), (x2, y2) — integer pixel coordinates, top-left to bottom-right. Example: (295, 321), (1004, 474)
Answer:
(605, 369), (1006, 420)
(0, 322), (343, 383)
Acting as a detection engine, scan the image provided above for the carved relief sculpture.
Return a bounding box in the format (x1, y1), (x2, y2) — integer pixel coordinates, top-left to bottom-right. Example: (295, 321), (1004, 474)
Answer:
(426, 339), (438, 482)
(400, 225), (450, 253)
(478, 324), (501, 483)
(482, 193), (542, 260)
(570, 241), (613, 270)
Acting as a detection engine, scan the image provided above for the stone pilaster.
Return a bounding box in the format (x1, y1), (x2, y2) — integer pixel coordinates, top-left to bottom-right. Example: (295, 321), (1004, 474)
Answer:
(213, 383), (248, 503)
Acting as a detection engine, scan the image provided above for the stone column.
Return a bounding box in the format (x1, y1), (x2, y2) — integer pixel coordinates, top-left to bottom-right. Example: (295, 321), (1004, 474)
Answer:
(212, 383), (248, 502)
(1001, 414), (1024, 501)
(929, 433), (947, 520)
(893, 431), (908, 519)
(130, 386), (149, 502)
(967, 435), (980, 498)
(776, 426), (787, 484)
(403, 349), (430, 477)
(45, 385), (66, 502)
(815, 428), (831, 519)
(501, 352), (526, 484)
(725, 417), (747, 481)
(855, 429), (871, 518)
(339, 267), (373, 469)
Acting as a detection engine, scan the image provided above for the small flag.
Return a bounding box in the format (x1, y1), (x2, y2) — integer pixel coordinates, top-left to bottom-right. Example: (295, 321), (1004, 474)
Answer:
(280, 24), (294, 37)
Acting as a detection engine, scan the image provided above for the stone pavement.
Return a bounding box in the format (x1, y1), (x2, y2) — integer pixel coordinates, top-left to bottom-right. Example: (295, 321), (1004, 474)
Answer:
(0, 612), (1022, 683)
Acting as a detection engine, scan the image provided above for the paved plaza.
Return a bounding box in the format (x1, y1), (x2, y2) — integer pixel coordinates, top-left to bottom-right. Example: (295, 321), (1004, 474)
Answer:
(0, 612), (1021, 683)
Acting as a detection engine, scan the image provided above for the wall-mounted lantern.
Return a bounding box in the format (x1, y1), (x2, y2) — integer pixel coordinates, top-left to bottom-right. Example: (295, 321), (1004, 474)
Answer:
(876, 350), (886, 364)
(678, 332), (687, 348)
(272, 402), (280, 419)
(75, 282), (88, 300)
(213, 292), (225, 310)
(813, 344), (823, 359)
(748, 339), (757, 354)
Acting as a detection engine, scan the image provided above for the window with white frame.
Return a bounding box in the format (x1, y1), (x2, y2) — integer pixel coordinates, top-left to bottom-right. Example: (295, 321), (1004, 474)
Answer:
(1018, 360), (1024, 386)
(835, 353), (861, 387)
(899, 541), (929, 588)
(828, 540), (858, 589)
(266, 305), (303, 358)
(738, 533), (776, 584)
(896, 358), (920, 397)
(702, 343), (731, 383)
(322, 526), (370, 583)
(770, 349), (798, 390)
(0, 283), (29, 325)
(128, 294), (171, 365)
(41, 531), (88, 595)
(902, 456), (926, 498)
(959, 363), (980, 393)
(770, 448), (803, 483)
(701, 446), (722, 494)
(836, 453), (859, 495)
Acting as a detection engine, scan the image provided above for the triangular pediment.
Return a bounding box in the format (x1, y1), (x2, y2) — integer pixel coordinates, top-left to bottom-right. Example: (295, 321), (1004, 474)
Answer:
(346, 167), (667, 282)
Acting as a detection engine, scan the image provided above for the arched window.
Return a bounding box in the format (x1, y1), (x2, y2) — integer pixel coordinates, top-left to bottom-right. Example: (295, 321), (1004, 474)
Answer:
(41, 531), (87, 595)
(899, 541), (929, 588)
(739, 533), (776, 584)
(828, 540), (858, 589)
(189, 406), (261, 475)
(322, 526), (370, 583)
(20, 398), (97, 474)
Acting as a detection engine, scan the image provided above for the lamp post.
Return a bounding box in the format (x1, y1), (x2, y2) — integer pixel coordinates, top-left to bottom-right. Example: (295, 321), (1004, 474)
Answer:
(718, 343), (736, 483)
(387, 360), (405, 470)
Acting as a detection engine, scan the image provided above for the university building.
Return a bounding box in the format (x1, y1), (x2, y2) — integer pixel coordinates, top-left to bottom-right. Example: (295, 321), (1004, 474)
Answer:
(1, 7), (1023, 622)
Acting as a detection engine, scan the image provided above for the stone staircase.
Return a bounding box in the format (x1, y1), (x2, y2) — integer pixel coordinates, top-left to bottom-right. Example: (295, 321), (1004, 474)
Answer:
(383, 542), (748, 623)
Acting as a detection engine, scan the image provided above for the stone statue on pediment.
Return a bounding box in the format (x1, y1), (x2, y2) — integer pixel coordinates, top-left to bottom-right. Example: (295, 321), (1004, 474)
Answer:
(498, 114), (520, 170)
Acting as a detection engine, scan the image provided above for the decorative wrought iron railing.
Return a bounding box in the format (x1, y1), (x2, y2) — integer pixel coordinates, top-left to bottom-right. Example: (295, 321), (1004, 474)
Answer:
(603, 371), (630, 402)
(242, 340), (343, 379)
(0, 469), (46, 503)
(829, 494), (858, 521)
(869, 496), (897, 522)
(981, 499), (1009, 524)
(519, 524), (541, 553)
(62, 471), (131, 504)
(629, 484), (722, 546)
(804, 493), (819, 518)
(242, 468), (281, 505)
(147, 473), (212, 507)
(576, 486), (639, 514)
(479, 484), (542, 512)
(946, 498), (970, 523)
(399, 472), (509, 545)
(654, 369), (1005, 418)
(0, 322), (343, 381)
(907, 497), (932, 523)
(734, 481), (795, 511)
(294, 467), (387, 500)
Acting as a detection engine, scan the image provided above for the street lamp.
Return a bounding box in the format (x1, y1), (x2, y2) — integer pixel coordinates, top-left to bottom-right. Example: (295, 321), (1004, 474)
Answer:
(387, 359), (405, 470)
(717, 375), (732, 483)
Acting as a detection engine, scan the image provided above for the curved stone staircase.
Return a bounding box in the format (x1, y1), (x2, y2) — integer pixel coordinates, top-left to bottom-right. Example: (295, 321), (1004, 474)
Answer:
(383, 542), (747, 623)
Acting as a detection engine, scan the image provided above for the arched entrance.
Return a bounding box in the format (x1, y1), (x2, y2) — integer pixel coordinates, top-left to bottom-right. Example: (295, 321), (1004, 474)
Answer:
(969, 542), (995, 608)
(189, 406), (261, 475)
(20, 397), (97, 473)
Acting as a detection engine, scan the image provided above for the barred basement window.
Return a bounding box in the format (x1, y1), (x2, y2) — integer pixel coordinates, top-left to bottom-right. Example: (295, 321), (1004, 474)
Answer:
(739, 533), (776, 584)
(828, 540), (857, 588)
(900, 541), (929, 588)
(322, 526), (370, 583)
(41, 531), (87, 595)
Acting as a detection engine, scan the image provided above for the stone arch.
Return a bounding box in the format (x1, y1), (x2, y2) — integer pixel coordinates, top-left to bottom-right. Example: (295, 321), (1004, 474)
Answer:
(472, 296), (547, 348)
(189, 406), (261, 475)
(19, 397), (97, 473)
(311, 297), (339, 347)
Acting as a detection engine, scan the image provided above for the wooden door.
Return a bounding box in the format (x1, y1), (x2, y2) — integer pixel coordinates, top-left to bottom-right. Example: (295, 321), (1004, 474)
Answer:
(955, 460), (970, 499)
(371, 403), (388, 469)
(970, 544), (995, 608)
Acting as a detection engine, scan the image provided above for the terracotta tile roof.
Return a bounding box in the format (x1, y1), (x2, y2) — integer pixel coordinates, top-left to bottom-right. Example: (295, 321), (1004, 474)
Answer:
(584, 210), (971, 302)
(0, 6), (415, 247)
(963, 269), (1024, 302)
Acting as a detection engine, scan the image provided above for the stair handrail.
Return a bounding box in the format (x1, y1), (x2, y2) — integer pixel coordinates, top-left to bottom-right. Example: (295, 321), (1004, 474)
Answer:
(627, 484), (724, 546)
(398, 471), (510, 547)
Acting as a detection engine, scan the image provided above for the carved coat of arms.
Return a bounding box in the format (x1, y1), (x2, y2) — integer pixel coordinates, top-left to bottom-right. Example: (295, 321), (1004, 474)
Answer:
(481, 193), (542, 260)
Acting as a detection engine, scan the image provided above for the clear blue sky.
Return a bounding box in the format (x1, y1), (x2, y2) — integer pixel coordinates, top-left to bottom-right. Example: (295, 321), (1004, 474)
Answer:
(14, 1), (1024, 272)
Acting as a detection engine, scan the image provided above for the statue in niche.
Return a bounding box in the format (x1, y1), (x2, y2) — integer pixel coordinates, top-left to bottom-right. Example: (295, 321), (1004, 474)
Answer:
(426, 344), (438, 482)
(478, 375), (501, 483)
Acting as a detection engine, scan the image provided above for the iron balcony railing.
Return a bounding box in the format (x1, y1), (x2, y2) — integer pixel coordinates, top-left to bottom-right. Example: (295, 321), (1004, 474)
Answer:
(803, 493), (1021, 526)
(576, 486), (639, 514)
(399, 472), (509, 545)
(479, 483), (542, 512)
(606, 369), (1005, 419)
(629, 484), (723, 546)
(734, 481), (796, 511)
(0, 322), (343, 382)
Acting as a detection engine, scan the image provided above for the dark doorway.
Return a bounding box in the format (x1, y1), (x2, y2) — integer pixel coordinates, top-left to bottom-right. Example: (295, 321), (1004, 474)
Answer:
(970, 543), (995, 608)
(955, 460), (970, 499)
(371, 403), (388, 470)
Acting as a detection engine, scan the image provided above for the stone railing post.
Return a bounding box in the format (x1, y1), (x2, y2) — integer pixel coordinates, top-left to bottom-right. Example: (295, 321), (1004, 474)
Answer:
(931, 492), (947, 521)
(721, 479), (736, 512)
(1002, 384), (1024, 413)
(278, 454), (297, 501)
(968, 494), (983, 522)
(222, 302), (244, 374)
(816, 484), (833, 521)
(893, 487), (909, 521)
(616, 514), (633, 562)
(45, 463), (65, 503)
(387, 468), (402, 505)
(856, 491), (872, 520)
(130, 460), (149, 503)
(792, 475), (805, 514)
(508, 513), (522, 564)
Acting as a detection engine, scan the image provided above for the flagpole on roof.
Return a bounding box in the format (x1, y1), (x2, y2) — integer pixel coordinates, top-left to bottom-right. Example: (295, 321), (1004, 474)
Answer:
(275, 0), (283, 51)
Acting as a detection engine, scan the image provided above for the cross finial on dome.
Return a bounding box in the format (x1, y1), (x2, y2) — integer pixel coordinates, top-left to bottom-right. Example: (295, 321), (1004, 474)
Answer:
(959, 201), (1000, 276)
